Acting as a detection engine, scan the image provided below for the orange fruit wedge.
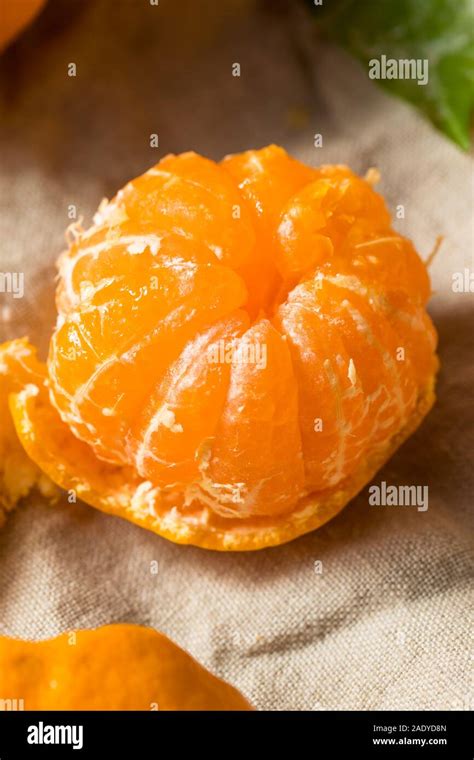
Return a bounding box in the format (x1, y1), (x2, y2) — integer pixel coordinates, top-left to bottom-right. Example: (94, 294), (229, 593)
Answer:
(0, 146), (438, 550)
(0, 624), (252, 710)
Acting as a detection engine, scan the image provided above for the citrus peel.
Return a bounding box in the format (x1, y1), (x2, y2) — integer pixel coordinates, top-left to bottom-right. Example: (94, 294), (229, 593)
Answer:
(0, 0), (46, 51)
(0, 623), (252, 710)
(0, 339), (59, 526)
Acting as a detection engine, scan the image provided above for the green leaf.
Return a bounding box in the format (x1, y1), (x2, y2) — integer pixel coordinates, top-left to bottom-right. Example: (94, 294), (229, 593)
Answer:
(308, 0), (474, 150)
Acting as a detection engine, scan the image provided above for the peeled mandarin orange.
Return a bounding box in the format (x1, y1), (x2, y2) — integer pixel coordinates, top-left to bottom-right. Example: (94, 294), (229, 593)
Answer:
(0, 146), (438, 549)
(0, 624), (252, 710)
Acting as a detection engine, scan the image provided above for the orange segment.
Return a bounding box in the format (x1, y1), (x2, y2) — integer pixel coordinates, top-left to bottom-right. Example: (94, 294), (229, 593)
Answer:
(382, 292), (438, 386)
(314, 278), (419, 447)
(222, 145), (316, 230)
(274, 294), (369, 491)
(132, 311), (250, 486)
(115, 152), (256, 271)
(222, 144), (317, 316)
(329, 236), (431, 304)
(275, 167), (390, 282)
(49, 240), (248, 463)
(206, 319), (305, 517)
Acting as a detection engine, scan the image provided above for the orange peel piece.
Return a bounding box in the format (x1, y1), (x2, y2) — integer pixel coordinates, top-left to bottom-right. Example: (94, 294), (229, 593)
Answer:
(1, 337), (436, 550)
(0, 623), (252, 710)
(0, 0), (46, 51)
(0, 339), (59, 525)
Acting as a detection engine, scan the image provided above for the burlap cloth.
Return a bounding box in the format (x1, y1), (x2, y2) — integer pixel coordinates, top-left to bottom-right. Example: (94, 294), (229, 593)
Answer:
(0, 0), (472, 710)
